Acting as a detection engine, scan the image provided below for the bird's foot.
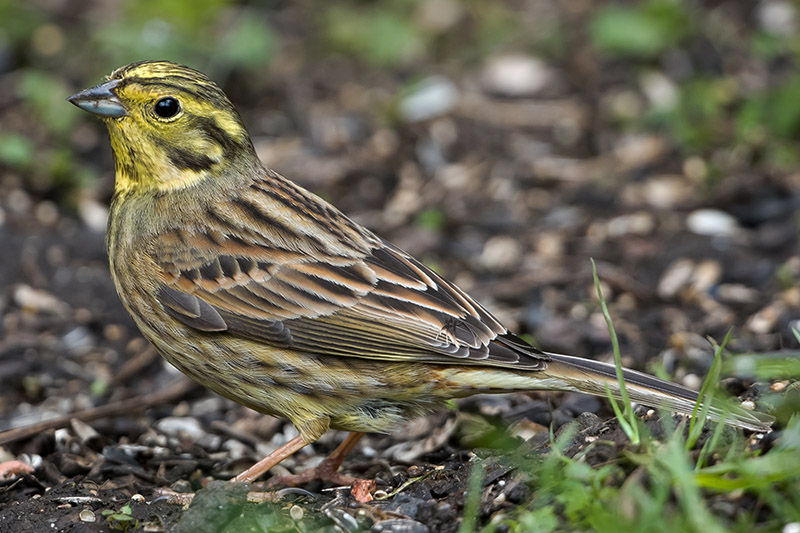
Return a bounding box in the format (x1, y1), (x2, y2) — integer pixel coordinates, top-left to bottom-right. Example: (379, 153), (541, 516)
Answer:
(152, 485), (314, 507)
(152, 487), (197, 507)
(264, 460), (358, 488)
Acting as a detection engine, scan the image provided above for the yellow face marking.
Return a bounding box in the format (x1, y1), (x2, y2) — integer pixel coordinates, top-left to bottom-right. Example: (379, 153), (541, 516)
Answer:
(98, 61), (254, 197)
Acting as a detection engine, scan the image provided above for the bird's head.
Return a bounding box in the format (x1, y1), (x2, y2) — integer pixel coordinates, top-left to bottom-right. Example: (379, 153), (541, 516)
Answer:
(68, 60), (257, 196)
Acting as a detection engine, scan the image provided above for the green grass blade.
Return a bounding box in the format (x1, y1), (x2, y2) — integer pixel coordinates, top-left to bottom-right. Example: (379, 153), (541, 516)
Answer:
(592, 259), (640, 445)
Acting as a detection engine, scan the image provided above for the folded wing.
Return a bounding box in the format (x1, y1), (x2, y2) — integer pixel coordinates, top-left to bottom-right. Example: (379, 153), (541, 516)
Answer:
(152, 172), (548, 370)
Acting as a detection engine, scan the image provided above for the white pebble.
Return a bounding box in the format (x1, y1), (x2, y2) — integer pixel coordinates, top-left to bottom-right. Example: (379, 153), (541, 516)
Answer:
(290, 505), (304, 520)
(400, 76), (458, 122)
(78, 198), (109, 233)
(783, 522), (800, 533)
(758, 1), (797, 36)
(686, 209), (740, 237)
(155, 417), (205, 440)
(482, 55), (554, 97)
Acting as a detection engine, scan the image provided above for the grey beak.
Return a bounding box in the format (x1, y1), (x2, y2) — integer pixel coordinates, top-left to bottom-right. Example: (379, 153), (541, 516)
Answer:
(67, 79), (127, 118)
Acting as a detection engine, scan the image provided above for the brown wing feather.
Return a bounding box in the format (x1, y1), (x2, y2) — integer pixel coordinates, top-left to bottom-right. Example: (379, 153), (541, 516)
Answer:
(151, 172), (548, 370)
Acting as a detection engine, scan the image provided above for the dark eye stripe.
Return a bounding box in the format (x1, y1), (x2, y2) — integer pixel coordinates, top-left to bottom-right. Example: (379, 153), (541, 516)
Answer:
(194, 116), (243, 156)
(166, 146), (216, 172)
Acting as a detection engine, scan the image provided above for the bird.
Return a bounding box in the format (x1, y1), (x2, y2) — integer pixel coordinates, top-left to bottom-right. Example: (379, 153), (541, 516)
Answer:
(67, 60), (772, 492)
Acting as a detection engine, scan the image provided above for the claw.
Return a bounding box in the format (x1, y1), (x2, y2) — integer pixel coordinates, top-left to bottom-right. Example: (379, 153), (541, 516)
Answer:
(151, 484), (317, 506)
(152, 488), (196, 507)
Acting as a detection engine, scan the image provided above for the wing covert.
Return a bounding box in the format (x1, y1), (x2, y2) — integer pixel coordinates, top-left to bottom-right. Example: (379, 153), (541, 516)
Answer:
(151, 173), (549, 370)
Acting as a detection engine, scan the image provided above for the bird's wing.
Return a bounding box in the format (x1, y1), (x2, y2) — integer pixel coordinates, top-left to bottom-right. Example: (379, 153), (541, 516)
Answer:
(152, 172), (547, 369)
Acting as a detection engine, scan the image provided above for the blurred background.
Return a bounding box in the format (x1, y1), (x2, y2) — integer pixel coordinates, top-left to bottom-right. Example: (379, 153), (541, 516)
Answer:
(1, 0), (799, 451)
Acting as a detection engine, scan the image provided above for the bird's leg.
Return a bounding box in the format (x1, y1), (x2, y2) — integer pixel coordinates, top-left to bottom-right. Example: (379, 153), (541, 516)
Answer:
(232, 434), (310, 483)
(264, 431), (365, 487)
(153, 432), (314, 506)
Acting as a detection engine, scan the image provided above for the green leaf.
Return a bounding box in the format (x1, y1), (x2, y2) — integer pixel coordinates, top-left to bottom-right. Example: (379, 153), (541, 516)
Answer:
(324, 6), (425, 67)
(217, 17), (276, 70)
(517, 507), (558, 533)
(590, 0), (689, 58)
(0, 134), (34, 169)
(18, 70), (79, 136)
(415, 208), (446, 231)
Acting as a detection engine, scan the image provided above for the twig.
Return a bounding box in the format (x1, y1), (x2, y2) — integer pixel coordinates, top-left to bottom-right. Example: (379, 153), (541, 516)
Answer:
(0, 378), (199, 446)
(111, 346), (159, 385)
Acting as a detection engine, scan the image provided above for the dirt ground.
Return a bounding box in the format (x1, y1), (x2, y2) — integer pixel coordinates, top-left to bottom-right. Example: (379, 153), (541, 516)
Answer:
(1, 2), (798, 532)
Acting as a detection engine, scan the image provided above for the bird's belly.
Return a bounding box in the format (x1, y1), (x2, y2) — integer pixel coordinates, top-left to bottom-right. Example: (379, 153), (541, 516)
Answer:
(142, 327), (457, 432)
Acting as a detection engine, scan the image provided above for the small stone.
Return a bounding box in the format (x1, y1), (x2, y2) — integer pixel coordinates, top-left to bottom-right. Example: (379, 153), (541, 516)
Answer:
(35, 201), (59, 226)
(416, 0), (463, 32)
(657, 259), (695, 299)
(70, 419), (100, 445)
(7, 189), (31, 214)
(606, 90), (644, 121)
(399, 76), (458, 122)
(746, 302), (785, 334)
(480, 235), (522, 271)
(683, 156), (708, 182)
(533, 231), (564, 258)
(691, 260), (722, 292)
(360, 445), (377, 458)
(289, 505), (304, 520)
(155, 417), (205, 440)
(683, 374), (702, 390)
(640, 71), (677, 110)
(196, 434), (222, 451)
(370, 129), (399, 159)
(782, 287), (800, 307)
(78, 198), (109, 233)
(717, 284), (760, 304)
(222, 439), (249, 460)
(771, 381), (788, 392)
(758, 1), (797, 36)
(62, 327), (94, 353)
(686, 209), (740, 237)
(640, 175), (694, 209)
(103, 324), (126, 342)
(508, 419), (548, 441)
(606, 212), (655, 237)
(784, 522), (800, 533)
(481, 55), (555, 97)
(614, 135), (668, 171)
(13, 285), (69, 315)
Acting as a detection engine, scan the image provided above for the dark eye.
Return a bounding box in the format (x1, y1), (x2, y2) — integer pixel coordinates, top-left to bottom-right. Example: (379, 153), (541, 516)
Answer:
(154, 97), (180, 119)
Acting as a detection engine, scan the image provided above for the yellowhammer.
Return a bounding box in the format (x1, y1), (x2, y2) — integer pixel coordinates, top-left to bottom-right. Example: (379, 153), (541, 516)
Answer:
(67, 60), (771, 492)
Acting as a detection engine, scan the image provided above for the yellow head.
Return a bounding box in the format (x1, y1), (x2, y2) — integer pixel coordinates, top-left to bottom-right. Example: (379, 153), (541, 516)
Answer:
(68, 60), (257, 196)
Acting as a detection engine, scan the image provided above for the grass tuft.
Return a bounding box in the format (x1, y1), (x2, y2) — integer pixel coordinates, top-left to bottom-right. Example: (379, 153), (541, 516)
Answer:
(591, 259), (640, 445)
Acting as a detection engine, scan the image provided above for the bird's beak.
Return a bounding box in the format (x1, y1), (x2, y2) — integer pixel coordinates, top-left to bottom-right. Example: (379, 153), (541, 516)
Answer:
(67, 79), (127, 118)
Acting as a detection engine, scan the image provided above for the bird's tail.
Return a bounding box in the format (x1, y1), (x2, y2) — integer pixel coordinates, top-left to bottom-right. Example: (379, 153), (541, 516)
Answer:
(538, 352), (774, 432)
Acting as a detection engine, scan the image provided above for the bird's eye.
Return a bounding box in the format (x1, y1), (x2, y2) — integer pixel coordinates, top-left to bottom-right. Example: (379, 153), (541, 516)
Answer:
(154, 97), (181, 119)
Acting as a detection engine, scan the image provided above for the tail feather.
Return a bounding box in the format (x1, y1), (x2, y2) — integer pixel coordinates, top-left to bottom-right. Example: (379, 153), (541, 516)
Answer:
(542, 352), (774, 432)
